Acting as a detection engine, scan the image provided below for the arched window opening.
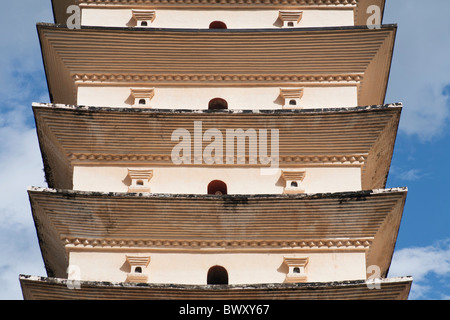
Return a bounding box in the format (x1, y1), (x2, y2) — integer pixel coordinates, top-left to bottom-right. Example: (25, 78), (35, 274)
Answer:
(288, 22), (294, 27)
(209, 21), (227, 29)
(134, 267), (143, 274)
(208, 180), (228, 195)
(293, 267), (301, 274)
(137, 180), (144, 186)
(139, 99), (146, 105)
(208, 98), (228, 110)
(290, 181), (298, 187)
(207, 266), (229, 285)
(140, 21), (148, 27)
(289, 99), (297, 106)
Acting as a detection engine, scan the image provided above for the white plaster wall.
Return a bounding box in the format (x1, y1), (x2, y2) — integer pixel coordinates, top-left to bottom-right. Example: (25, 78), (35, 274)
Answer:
(73, 166), (362, 194)
(81, 9), (355, 29)
(68, 251), (367, 284)
(77, 86), (359, 110)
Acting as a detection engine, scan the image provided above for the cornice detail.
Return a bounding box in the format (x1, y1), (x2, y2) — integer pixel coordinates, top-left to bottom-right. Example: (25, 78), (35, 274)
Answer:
(68, 153), (368, 166)
(73, 73), (363, 85)
(63, 237), (372, 250)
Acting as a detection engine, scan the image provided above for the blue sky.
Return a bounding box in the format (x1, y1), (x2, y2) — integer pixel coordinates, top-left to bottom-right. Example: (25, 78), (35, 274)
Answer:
(0, 0), (449, 300)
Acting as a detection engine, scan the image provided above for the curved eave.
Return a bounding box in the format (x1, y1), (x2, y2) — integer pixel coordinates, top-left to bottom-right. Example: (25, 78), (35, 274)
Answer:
(33, 103), (402, 191)
(37, 23), (396, 107)
(51, 0), (386, 26)
(28, 187), (407, 279)
(20, 275), (411, 300)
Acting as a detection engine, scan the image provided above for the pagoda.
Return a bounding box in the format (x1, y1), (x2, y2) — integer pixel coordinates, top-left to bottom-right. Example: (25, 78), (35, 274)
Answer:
(20, 0), (412, 300)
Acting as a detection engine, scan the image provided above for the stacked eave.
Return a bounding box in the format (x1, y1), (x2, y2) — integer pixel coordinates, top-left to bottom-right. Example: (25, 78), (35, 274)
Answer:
(28, 187), (407, 281)
(23, 0), (411, 301)
(20, 275), (412, 300)
(33, 102), (402, 191)
(37, 23), (396, 107)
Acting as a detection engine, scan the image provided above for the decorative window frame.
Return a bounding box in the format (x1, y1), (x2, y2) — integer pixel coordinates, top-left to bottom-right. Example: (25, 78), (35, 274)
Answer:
(127, 169), (153, 193)
(126, 255), (151, 283)
(283, 256), (309, 283)
(278, 10), (303, 28)
(132, 9), (156, 27)
(130, 88), (155, 107)
(279, 88), (304, 108)
(281, 170), (306, 194)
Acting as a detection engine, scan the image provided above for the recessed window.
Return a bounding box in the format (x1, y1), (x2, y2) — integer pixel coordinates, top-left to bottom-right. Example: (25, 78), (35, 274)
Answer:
(130, 88), (155, 107)
(209, 21), (227, 29)
(132, 9), (156, 28)
(283, 256), (309, 283)
(207, 265), (228, 285)
(127, 169), (153, 193)
(280, 88), (304, 109)
(126, 255), (151, 283)
(281, 170), (306, 194)
(279, 10), (303, 28)
(208, 98), (228, 110)
(208, 180), (227, 195)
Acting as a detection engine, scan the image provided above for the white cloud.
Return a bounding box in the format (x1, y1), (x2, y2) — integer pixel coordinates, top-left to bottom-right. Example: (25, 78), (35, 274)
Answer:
(397, 169), (422, 181)
(0, 225), (46, 300)
(0, 1), (53, 101)
(0, 1), (52, 299)
(389, 166), (425, 182)
(389, 239), (450, 300)
(384, 0), (450, 141)
(0, 104), (47, 300)
(0, 110), (46, 224)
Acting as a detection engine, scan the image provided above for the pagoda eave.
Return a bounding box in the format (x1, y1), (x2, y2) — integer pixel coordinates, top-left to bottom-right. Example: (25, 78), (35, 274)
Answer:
(20, 275), (411, 300)
(28, 187), (407, 280)
(37, 23), (396, 107)
(33, 102), (401, 191)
